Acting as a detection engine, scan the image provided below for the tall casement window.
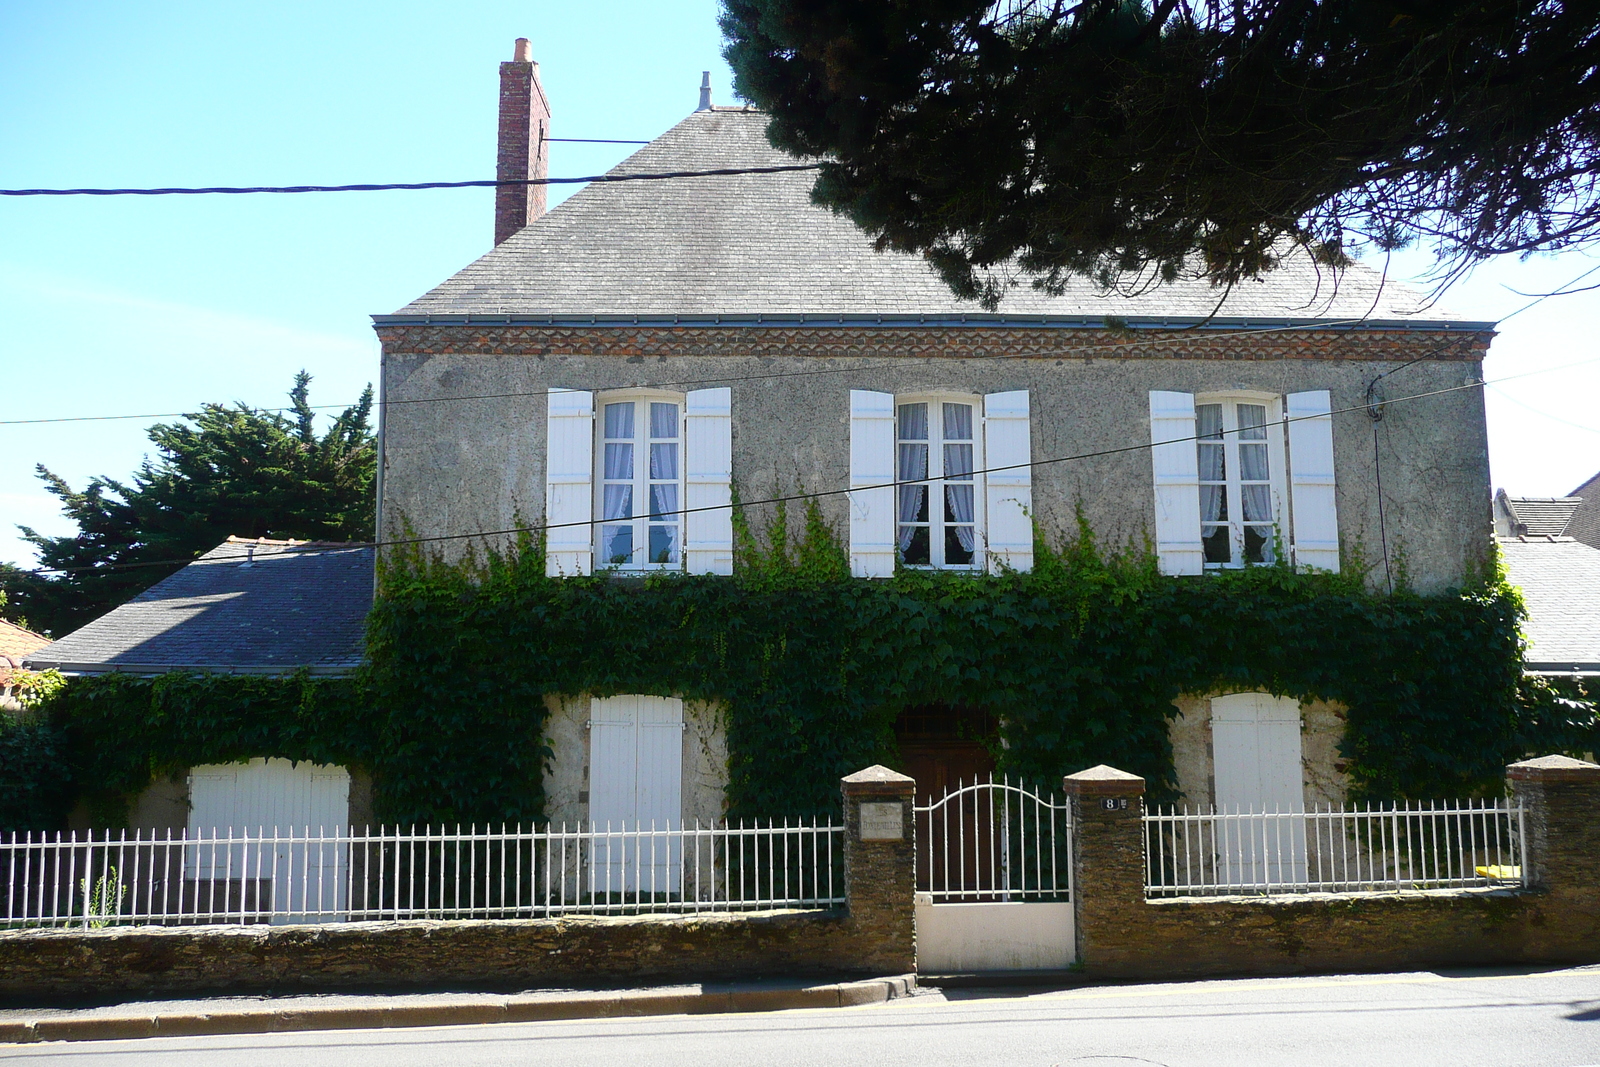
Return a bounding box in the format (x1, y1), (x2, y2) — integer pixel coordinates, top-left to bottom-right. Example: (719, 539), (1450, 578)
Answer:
(1149, 390), (1339, 577)
(601, 395), (683, 568)
(896, 398), (981, 568)
(544, 387), (732, 577)
(1196, 398), (1284, 566)
(848, 390), (1033, 578)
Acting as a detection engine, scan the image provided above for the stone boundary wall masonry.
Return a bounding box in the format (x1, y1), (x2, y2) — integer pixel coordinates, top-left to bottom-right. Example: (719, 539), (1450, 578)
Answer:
(1063, 756), (1600, 979)
(374, 324), (1491, 362)
(5, 759), (1593, 995)
(0, 911), (853, 1000)
(0, 769), (917, 1000)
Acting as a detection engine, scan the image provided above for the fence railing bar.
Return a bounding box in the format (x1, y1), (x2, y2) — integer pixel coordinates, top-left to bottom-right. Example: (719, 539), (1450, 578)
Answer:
(1142, 800), (1527, 898)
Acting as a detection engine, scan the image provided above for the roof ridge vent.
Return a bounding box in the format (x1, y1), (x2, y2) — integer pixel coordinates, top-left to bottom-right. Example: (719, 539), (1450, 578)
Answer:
(697, 71), (712, 112)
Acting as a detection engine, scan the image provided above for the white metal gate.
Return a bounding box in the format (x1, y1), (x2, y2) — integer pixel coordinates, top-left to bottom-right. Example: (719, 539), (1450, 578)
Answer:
(913, 776), (1075, 973)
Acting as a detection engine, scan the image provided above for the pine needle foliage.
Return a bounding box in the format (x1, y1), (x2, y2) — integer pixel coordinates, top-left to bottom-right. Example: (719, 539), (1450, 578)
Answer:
(1, 373), (375, 636)
(722, 0), (1600, 307)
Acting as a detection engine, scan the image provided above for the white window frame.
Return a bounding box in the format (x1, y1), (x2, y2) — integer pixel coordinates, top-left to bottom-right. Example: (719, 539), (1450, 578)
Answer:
(594, 389), (687, 572)
(1194, 392), (1289, 569)
(895, 393), (985, 571)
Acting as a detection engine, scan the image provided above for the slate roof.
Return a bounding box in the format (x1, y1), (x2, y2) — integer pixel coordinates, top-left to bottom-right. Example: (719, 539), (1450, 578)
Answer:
(1568, 469), (1600, 551)
(383, 108), (1485, 328)
(1497, 493), (1583, 538)
(25, 538), (373, 676)
(1498, 537), (1600, 673)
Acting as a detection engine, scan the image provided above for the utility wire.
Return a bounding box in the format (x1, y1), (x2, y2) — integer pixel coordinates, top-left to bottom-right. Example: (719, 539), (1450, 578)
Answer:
(0, 164), (821, 197)
(18, 356), (1592, 579)
(0, 317), (1476, 428)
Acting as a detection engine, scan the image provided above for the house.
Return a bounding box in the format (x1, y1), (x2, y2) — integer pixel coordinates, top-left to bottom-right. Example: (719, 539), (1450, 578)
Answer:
(1564, 469), (1600, 550)
(371, 43), (1498, 829)
(24, 536), (375, 833)
(0, 618), (51, 712)
(1494, 492), (1600, 677)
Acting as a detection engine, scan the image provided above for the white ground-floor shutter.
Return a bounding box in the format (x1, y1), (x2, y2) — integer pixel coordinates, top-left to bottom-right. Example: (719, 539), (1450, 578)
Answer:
(1286, 390), (1340, 573)
(186, 758), (350, 922)
(545, 388), (595, 577)
(588, 695), (685, 893)
(983, 390), (1033, 573)
(1149, 391), (1204, 575)
(1211, 694), (1307, 885)
(684, 388), (734, 576)
(849, 390), (896, 578)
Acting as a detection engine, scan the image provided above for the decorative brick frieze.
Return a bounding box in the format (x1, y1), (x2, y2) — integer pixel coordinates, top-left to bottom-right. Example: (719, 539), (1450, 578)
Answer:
(375, 324), (1491, 363)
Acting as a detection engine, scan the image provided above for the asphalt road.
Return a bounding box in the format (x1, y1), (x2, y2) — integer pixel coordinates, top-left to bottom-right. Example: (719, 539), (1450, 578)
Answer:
(5, 966), (1598, 1066)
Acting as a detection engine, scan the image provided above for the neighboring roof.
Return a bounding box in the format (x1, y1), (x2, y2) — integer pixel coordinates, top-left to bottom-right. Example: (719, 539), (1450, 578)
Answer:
(0, 619), (50, 687)
(25, 538), (373, 676)
(1568, 469), (1600, 551)
(382, 108), (1487, 330)
(1498, 537), (1600, 673)
(1495, 490), (1583, 538)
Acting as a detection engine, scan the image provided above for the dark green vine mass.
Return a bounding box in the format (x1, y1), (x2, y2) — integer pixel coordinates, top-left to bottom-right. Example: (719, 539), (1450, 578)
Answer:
(11, 507), (1595, 831)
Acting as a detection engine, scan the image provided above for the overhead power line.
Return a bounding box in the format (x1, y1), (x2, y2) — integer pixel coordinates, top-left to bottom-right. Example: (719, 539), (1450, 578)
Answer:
(0, 163), (821, 197)
(0, 317), (1476, 428)
(19, 355), (1590, 580)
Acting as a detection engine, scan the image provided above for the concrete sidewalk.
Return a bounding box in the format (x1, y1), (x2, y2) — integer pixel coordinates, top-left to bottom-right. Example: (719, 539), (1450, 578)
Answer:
(0, 975), (917, 1044)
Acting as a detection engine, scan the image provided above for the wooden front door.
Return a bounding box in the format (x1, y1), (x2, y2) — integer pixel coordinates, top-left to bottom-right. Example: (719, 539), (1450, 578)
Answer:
(896, 703), (997, 895)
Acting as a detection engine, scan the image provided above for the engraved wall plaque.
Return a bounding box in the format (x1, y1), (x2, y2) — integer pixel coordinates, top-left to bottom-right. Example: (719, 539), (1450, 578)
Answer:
(859, 801), (904, 841)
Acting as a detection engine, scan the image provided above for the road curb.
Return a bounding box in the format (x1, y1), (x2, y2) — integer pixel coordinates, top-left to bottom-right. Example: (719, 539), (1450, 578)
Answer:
(0, 975), (917, 1044)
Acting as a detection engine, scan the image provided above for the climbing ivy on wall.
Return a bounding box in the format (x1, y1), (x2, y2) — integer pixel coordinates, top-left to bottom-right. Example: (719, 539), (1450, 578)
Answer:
(21, 507), (1595, 831)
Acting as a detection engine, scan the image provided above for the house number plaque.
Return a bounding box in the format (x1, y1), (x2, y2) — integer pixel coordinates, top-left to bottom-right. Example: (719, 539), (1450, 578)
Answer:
(1101, 798), (1129, 811)
(859, 802), (904, 841)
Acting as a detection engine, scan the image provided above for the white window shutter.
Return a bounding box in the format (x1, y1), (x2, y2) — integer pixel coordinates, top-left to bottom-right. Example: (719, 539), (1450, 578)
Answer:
(1286, 390), (1340, 573)
(684, 388), (734, 576)
(849, 390), (896, 578)
(983, 390), (1033, 574)
(1148, 391), (1204, 576)
(545, 388), (594, 577)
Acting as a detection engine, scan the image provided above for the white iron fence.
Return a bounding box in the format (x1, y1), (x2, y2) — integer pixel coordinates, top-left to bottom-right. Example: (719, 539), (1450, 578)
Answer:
(1144, 799), (1527, 898)
(914, 776), (1073, 902)
(1, 818), (843, 928)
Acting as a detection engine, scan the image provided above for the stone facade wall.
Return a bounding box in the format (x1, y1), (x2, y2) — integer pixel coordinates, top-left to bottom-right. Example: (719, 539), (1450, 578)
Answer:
(1065, 757), (1600, 979)
(377, 324), (1491, 593)
(0, 911), (861, 999)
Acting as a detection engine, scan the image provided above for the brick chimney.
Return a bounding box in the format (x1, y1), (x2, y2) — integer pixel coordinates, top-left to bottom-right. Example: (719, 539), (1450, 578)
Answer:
(495, 38), (551, 246)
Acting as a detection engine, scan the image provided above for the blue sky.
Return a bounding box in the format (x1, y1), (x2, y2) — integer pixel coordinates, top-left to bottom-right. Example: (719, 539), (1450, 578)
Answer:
(2, 0), (1598, 571)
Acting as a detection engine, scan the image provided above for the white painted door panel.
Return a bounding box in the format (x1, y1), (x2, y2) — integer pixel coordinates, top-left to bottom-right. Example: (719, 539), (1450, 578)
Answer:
(1211, 694), (1307, 885)
(588, 696), (684, 893)
(186, 758), (350, 923)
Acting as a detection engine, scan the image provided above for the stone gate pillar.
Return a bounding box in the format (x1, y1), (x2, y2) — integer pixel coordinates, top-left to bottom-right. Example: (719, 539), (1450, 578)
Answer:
(841, 765), (916, 974)
(1062, 764), (1147, 971)
(1508, 755), (1600, 895)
